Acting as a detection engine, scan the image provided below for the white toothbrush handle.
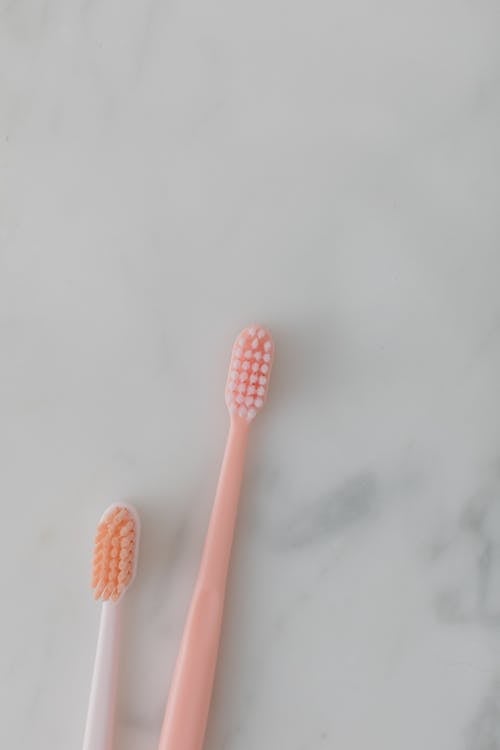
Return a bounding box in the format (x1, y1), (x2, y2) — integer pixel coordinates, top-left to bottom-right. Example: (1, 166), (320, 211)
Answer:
(83, 601), (122, 750)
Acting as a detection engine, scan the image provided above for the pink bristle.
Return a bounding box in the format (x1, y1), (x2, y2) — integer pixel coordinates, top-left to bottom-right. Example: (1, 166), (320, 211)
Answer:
(225, 326), (274, 422)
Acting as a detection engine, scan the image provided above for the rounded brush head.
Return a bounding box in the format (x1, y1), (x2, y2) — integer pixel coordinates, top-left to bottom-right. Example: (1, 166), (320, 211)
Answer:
(225, 324), (274, 422)
(91, 504), (140, 602)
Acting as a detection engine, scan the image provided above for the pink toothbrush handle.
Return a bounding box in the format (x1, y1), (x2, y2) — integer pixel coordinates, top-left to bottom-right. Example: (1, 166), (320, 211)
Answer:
(158, 418), (249, 750)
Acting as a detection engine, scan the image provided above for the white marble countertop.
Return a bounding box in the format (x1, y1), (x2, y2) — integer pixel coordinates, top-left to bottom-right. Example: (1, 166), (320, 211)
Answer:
(1, 1), (500, 748)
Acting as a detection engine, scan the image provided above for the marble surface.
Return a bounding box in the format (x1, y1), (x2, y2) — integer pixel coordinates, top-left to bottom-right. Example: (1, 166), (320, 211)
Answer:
(1, 0), (500, 748)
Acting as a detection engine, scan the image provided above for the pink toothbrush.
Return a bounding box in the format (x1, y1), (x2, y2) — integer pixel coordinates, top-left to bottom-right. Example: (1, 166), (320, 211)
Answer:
(158, 325), (274, 750)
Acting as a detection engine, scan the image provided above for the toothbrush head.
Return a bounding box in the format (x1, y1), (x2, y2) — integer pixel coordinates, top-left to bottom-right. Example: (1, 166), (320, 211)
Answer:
(225, 325), (274, 422)
(91, 504), (140, 602)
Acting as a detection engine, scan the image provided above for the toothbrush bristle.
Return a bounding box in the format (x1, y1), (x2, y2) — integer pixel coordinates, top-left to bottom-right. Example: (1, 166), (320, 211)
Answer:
(91, 505), (138, 602)
(225, 325), (274, 422)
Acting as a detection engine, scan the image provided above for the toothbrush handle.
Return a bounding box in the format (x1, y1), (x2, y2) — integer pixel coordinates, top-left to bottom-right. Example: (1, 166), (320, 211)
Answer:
(83, 602), (122, 750)
(158, 418), (249, 750)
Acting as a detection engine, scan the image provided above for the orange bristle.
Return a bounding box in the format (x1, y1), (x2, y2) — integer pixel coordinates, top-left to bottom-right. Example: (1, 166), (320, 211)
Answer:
(91, 506), (137, 602)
